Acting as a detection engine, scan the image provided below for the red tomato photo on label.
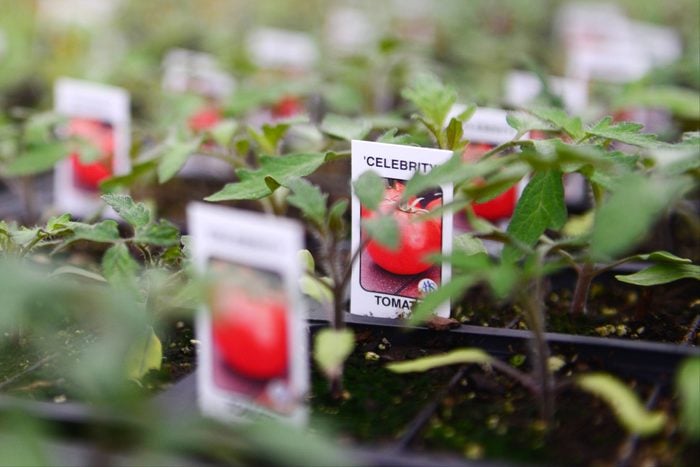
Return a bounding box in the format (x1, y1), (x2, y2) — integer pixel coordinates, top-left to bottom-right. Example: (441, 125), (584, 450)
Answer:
(271, 95), (303, 119)
(211, 287), (288, 380)
(188, 106), (222, 132)
(208, 261), (289, 382)
(463, 143), (518, 222)
(66, 118), (114, 191)
(360, 178), (442, 300)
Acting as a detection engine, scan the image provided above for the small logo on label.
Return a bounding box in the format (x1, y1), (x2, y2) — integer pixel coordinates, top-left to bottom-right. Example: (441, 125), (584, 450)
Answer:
(417, 278), (438, 296)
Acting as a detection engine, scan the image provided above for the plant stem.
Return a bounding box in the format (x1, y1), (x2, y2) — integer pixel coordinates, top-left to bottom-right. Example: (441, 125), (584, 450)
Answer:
(519, 277), (555, 423)
(480, 140), (523, 160)
(570, 262), (596, 315)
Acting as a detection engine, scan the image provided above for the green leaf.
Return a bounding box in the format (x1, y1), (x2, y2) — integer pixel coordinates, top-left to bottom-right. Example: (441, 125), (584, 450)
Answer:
(49, 265), (106, 282)
(626, 251), (692, 264)
(615, 263), (700, 286)
(506, 111), (556, 134)
(676, 357), (700, 440)
(285, 178), (328, 228)
(241, 419), (356, 467)
(453, 234), (487, 256)
(587, 117), (662, 148)
(208, 119), (238, 147)
(462, 162), (528, 203)
(387, 348), (493, 373)
(45, 213), (72, 234)
(576, 373), (667, 436)
(263, 122), (292, 148)
(134, 220), (181, 247)
(409, 275), (475, 325)
(377, 128), (413, 145)
(362, 215), (399, 250)
(403, 150), (475, 199)
(320, 114), (371, 141)
(562, 211), (594, 238)
(205, 152), (332, 202)
(102, 243), (139, 286)
(299, 275), (333, 306)
(528, 107), (584, 140)
(503, 169), (566, 262)
(100, 160), (158, 192)
(590, 174), (691, 261)
(67, 220), (121, 243)
(125, 327), (162, 381)
(298, 249), (315, 272)
(401, 74), (457, 131)
(24, 112), (66, 143)
(313, 328), (355, 379)
(445, 117), (465, 151)
(353, 171), (385, 211)
(486, 262), (519, 299)
(456, 103), (477, 123)
(157, 137), (202, 183)
(101, 194), (152, 228)
(614, 86), (700, 120)
(6, 142), (67, 176)
(328, 199), (348, 235)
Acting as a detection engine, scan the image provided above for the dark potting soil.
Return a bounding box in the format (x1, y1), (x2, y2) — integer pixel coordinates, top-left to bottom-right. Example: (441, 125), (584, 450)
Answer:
(453, 278), (700, 345)
(309, 326), (699, 466)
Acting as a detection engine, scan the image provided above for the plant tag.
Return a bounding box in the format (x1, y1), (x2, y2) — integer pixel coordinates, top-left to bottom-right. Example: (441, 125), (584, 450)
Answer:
(0, 28), (7, 60)
(350, 140), (453, 319)
(502, 75), (590, 210)
(187, 203), (308, 425)
(161, 48), (236, 180)
(162, 48), (235, 100)
(324, 6), (376, 55)
(555, 3), (681, 83)
(246, 27), (318, 72)
(53, 78), (130, 218)
(504, 70), (589, 116)
(454, 106), (518, 145)
(451, 106), (525, 227)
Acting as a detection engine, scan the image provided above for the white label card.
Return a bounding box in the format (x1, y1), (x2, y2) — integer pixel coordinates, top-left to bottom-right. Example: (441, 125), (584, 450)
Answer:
(351, 140), (453, 319)
(188, 203), (308, 425)
(53, 78), (130, 218)
(504, 70), (589, 115)
(246, 28), (318, 71)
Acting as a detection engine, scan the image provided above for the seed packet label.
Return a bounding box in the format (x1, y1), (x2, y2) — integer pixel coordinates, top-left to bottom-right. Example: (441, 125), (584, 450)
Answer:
(54, 78), (130, 218)
(351, 140), (453, 319)
(188, 203), (308, 425)
(246, 27), (318, 72)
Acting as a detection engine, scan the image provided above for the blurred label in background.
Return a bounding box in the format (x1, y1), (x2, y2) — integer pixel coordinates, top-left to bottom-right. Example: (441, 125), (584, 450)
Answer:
(324, 6), (376, 56)
(162, 48), (235, 101)
(37, 0), (122, 27)
(557, 2), (681, 83)
(0, 28), (6, 60)
(246, 27), (318, 73)
(505, 71), (589, 116)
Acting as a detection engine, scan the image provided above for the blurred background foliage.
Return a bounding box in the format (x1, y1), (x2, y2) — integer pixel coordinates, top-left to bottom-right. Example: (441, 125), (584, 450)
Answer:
(1, 0), (698, 122)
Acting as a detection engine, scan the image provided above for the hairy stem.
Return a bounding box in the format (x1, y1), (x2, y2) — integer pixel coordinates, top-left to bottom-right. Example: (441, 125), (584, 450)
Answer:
(519, 278), (555, 423)
(570, 262), (596, 315)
